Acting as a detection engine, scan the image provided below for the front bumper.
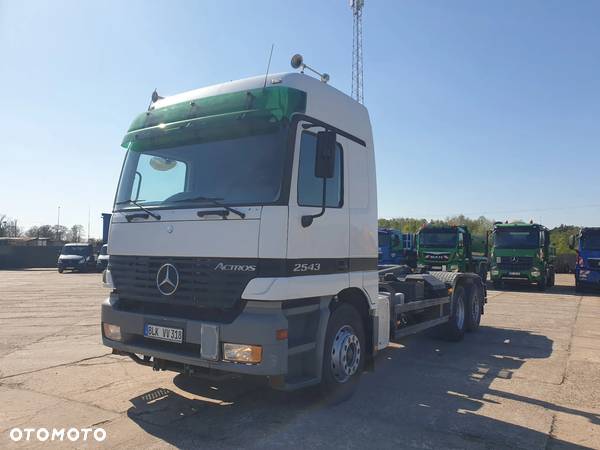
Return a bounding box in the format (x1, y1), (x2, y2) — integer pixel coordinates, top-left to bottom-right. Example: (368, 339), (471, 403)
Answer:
(101, 294), (289, 376)
(490, 268), (541, 282)
(576, 269), (600, 285)
(58, 260), (87, 269)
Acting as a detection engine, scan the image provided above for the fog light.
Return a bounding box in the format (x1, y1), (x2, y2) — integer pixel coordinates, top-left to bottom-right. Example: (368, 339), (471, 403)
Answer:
(449, 265), (459, 271)
(222, 343), (262, 364)
(103, 323), (122, 341)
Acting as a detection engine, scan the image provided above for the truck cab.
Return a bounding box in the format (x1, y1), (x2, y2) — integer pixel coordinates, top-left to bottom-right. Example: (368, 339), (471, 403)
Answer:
(416, 225), (488, 280)
(570, 227), (600, 291)
(490, 222), (555, 290)
(378, 228), (416, 268)
(101, 62), (485, 395)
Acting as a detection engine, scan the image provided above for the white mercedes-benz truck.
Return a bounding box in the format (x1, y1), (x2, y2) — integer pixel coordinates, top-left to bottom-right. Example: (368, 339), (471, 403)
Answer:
(102, 56), (486, 394)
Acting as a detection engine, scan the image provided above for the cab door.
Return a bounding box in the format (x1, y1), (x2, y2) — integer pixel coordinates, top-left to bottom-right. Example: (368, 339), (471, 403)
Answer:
(286, 121), (350, 280)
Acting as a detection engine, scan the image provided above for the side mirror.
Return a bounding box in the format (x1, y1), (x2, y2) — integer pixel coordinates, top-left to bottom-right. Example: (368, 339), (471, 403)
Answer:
(301, 130), (337, 228)
(568, 235), (575, 250)
(315, 131), (336, 179)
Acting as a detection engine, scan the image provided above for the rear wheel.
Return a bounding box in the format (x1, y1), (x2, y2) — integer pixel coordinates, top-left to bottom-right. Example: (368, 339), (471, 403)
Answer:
(321, 304), (365, 401)
(442, 285), (466, 341)
(465, 287), (482, 332)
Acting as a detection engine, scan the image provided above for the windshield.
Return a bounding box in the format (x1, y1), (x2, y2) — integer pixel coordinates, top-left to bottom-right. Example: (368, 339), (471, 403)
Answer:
(378, 233), (391, 248)
(581, 232), (600, 250)
(419, 231), (457, 248)
(61, 246), (90, 256)
(115, 129), (288, 210)
(494, 228), (540, 249)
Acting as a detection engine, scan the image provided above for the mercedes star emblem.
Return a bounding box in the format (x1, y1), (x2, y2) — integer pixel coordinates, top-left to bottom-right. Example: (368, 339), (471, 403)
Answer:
(156, 263), (179, 296)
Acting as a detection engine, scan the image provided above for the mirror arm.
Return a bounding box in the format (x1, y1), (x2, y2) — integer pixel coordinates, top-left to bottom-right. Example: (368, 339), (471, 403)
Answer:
(301, 178), (327, 228)
(134, 171), (143, 201)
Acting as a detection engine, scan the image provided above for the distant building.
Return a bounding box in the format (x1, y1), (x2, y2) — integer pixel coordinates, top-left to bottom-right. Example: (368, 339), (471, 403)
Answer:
(0, 237), (51, 246)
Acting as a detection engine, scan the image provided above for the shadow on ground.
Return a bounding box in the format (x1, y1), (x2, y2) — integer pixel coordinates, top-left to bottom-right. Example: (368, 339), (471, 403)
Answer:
(126, 326), (597, 449)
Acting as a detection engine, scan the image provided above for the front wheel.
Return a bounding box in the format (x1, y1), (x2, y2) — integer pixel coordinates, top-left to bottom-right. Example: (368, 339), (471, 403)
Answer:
(479, 268), (488, 283)
(321, 304), (365, 400)
(537, 275), (547, 291)
(58, 267), (64, 274)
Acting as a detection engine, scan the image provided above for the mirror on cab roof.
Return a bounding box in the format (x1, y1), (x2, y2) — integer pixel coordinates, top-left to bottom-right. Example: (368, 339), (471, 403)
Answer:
(315, 130), (336, 179)
(149, 157), (178, 171)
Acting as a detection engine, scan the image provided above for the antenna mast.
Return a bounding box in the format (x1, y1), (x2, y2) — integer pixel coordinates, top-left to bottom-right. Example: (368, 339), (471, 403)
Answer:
(350, 0), (364, 104)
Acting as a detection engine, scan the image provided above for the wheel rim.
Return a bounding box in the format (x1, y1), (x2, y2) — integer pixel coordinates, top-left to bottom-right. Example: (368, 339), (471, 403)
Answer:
(471, 293), (479, 322)
(330, 325), (361, 383)
(455, 293), (465, 330)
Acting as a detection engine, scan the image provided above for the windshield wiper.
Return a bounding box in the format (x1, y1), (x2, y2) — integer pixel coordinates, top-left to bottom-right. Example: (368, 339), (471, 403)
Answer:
(116, 199), (161, 221)
(171, 195), (246, 219)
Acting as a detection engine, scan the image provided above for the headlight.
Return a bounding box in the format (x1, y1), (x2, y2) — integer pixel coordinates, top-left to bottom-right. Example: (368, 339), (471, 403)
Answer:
(222, 343), (262, 364)
(531, 270), (541, 277)
(78, 257), (86, 264)
(491, 269), (499, 276)
(496, 257), (501, 263)
(102, 269), (115, 289)
(103, 323), (122, 341)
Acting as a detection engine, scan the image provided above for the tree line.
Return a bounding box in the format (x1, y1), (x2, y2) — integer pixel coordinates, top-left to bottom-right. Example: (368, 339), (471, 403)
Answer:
(378, 215), (579, 255)
(0, 213), (86, 243)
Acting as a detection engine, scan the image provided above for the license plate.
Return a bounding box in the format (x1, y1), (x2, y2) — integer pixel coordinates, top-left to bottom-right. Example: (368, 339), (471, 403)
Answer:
(144, 324), (183, 343)
(509, 272), (521, 276)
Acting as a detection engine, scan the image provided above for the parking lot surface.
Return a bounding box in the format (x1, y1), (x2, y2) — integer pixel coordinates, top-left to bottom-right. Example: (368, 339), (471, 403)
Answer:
(1, 270), (599, 449)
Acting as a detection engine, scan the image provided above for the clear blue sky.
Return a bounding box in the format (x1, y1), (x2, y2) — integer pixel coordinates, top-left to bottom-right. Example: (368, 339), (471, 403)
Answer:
(1, 0), (599, 237)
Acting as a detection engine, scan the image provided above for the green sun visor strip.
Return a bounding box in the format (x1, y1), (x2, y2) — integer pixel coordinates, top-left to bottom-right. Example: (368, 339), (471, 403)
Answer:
(122, 86), (307, 152)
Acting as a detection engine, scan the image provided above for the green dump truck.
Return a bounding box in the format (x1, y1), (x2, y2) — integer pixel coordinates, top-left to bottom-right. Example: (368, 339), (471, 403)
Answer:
(416, 225), (489, 280)
(489, 222), (555, 290)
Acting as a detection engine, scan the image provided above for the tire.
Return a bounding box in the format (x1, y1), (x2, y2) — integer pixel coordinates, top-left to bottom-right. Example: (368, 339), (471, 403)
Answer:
(465, 286), (482, 332)
(442, 285), (466, 341)
(321, 304), (366, 401)
(58, 267), (64, 274)
(479, 267), (488, 283)
(537, 275), (547, 291)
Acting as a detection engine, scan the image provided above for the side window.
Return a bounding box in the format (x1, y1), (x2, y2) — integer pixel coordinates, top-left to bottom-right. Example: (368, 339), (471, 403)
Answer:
(297, 131), (343, 207)
(135, 154), (187, 203)
(540, 231), (545, 247)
